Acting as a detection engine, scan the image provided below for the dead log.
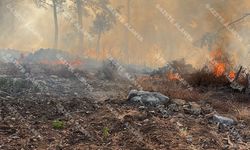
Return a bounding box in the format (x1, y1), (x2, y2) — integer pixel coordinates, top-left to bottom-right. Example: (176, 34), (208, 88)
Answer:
(230, 82), (245, 92)
(230, 66), (249, 93)
(232, 66), (242, 82)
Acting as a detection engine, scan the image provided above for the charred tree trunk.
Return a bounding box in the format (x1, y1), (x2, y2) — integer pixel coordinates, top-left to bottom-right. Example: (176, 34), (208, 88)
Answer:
(76, 0), (83, 51)
(52, 0), (58, 49)
(233, 66), (242, 82)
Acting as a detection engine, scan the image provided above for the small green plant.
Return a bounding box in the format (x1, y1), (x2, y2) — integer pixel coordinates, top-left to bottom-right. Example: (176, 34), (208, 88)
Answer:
(52, 120), (64, 129)
(103, 127), (110, 138)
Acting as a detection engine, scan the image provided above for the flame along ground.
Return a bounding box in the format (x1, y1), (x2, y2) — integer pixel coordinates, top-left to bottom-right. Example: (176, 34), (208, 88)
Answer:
(210, 49), (236, 80)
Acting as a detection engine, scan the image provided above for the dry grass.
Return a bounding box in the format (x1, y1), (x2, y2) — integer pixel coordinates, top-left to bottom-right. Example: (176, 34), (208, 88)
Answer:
(137, 75), (204, 101)
(187, 69), (230, 87)
(236, 107), (250, 123)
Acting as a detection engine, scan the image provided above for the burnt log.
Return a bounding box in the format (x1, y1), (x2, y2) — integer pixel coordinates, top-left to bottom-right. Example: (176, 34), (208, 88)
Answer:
(230, 66), (249, 93)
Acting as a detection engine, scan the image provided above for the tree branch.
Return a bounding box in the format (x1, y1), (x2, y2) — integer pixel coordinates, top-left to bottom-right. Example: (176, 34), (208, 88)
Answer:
(216, 13), (250, 34)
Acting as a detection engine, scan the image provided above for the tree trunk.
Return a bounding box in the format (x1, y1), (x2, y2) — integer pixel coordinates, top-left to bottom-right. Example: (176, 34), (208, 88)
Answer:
(96, 32), (101, 52)
(52, 0), (58, 49)
(76, 0), (83, 51)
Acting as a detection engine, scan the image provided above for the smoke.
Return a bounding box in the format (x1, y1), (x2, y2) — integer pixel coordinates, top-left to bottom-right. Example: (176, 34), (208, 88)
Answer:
(0, 0), (250, 68)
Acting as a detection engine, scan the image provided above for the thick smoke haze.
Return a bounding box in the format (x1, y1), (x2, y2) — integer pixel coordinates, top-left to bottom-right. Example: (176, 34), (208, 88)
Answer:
(1, 0), (250, 68)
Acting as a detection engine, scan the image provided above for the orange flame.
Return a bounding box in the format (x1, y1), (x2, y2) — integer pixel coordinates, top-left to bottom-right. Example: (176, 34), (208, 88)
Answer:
(167, 72), (180, 81)
(210, 49), (227, 77)
(228, 71), (235, 80)
(210, 49), (223, 59)
(213, 63), (225, 77)
(71, 60), (82, 66)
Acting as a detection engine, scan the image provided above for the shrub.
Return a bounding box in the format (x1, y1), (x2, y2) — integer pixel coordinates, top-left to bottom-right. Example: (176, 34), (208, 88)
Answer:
(52, 120), (64, 129)
(103, 127), (110, 138)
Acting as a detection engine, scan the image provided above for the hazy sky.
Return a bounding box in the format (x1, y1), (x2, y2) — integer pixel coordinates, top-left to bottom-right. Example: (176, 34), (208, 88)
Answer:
(1, 0), (250, 67)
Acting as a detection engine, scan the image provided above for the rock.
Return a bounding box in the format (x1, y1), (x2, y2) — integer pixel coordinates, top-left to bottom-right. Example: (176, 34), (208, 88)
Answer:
(149, 110), (155, 114)
(0, 90), (10, 97)
(128, 89), (170, 106)
(202, 104), (214, 114)
(183, 102), (201, 115)
(171, 99), (186, 106)
(50, 75), (58, 79)
(138, 106), (146, 110)
(168, 103), (179, 112)
(176, 121), (183, 127)
(186, 135), (193, 143)
(157, 106), (170, 117)
(176, 113), (185, 118)
(212, 114), (236, 126)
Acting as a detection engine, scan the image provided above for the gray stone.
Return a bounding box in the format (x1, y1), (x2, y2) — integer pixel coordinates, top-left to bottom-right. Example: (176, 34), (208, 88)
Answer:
(138, 106), (146, 110)
(168, 103), (179, 112)
(50, 75), (58, 79)
(212, 114), (236, 126)
(172, 99), (186, 106)
(186, 135), (193, 143)
(202, 104), (214, 114)
(128, 89), (170, 106)
(183, 102), (201, 115)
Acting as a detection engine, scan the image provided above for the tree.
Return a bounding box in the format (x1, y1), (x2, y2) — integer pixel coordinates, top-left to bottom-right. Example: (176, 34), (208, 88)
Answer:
(34, 0), (66, 49)
(197, 13), (250, 51)
(90, 0), (117, 52)
(52, 0), (59, 48)
(69, 0), (101, 51)
(91, 11), (116, 52)
(76, 0), (84, 51)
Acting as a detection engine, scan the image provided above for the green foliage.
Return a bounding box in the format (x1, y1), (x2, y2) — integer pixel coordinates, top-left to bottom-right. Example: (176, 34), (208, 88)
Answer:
(89, 0), (117, 35)
(91, 12), (116, 35)
(52, 120), (64, 129)
(103, 126), (110, 138)
(34, 0), (66, 10)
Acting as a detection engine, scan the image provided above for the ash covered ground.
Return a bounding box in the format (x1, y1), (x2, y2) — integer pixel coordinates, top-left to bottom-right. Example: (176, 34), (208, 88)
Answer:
(0, 49), (249, 149)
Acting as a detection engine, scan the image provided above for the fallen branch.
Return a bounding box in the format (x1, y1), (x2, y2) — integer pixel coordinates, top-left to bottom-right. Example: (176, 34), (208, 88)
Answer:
(229, 66), (250, 92)
(233, 66), (242, 82)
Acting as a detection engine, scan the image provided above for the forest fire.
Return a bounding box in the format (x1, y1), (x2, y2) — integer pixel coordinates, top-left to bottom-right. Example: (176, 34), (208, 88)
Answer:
(213, 62), (226, 77)
(209, 49), (230, 77)
(228, 71), (236, 80)
(167, 72), (181, 81)
(1, 1), (250, 149)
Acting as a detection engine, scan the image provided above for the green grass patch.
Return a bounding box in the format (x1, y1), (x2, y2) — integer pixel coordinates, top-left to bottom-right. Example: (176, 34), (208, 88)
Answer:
(52, 120), (64, 129)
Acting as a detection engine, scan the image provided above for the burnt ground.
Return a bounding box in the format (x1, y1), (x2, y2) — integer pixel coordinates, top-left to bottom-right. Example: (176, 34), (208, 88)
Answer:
(0, 64), (250, 150)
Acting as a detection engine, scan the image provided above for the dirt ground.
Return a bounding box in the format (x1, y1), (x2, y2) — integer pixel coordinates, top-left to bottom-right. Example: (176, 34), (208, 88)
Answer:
(0, 65), (250, 150)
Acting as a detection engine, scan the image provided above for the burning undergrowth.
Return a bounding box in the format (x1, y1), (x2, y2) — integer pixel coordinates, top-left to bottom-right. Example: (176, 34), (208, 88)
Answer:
(187, 69), (230, 87)
(188, 49), (249, 90)
(138, 49), (249, 101)
(1, 48), (249, 95)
